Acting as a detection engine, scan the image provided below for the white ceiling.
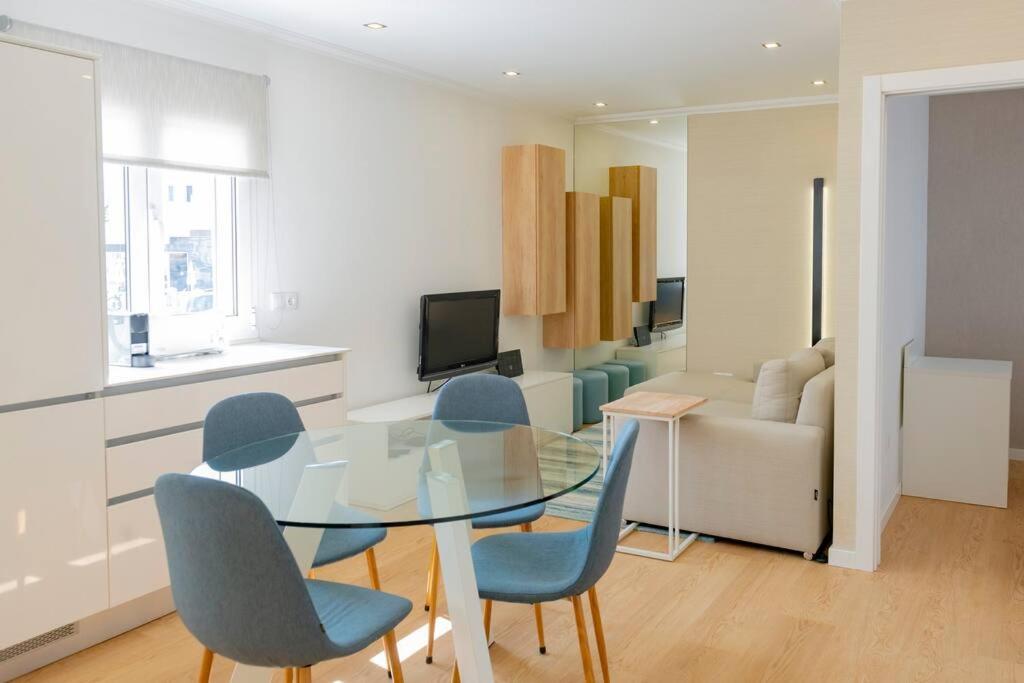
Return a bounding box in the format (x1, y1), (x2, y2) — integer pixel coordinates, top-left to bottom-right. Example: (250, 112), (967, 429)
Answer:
(164, 0), (840, 119)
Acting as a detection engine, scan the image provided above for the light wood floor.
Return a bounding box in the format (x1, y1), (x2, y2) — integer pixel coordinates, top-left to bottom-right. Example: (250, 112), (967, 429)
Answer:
(19, 462), (1024, 682)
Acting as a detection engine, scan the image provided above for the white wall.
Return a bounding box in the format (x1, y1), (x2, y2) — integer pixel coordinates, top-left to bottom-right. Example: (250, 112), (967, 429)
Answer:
(878, 94), (930, 526)
(4, 0), (575, 408)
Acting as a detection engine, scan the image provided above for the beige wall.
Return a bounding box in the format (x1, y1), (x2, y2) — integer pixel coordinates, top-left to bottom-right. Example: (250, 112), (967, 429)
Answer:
(833, 0), (1024, 552)
(925, 89), (1024, 448)
(687, 105), (837, 380)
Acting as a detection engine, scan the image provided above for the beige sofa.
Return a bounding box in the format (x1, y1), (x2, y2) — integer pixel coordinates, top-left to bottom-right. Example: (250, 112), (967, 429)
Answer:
(621, 339), (835, 557)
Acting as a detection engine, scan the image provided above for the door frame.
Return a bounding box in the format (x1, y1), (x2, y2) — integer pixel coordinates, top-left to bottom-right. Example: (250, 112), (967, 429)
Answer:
(851, 59), (1024, 572)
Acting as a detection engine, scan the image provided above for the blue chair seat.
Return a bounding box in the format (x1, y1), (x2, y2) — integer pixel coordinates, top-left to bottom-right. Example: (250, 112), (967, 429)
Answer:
(472, 528), (589, 604)
(313, 508), (388, 568)
(471, 501), (546, 530)
(307, 579), (413, 657)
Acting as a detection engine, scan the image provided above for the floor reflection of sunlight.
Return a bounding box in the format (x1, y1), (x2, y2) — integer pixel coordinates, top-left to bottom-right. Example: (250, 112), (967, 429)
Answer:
(369, 617), (453, 669)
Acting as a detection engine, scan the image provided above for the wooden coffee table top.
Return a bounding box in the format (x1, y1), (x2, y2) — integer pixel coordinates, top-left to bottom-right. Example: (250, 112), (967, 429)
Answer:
(600, 391), (707, 420)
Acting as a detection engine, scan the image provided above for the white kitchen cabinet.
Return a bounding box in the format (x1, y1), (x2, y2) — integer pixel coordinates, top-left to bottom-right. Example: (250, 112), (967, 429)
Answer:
(0, 38), (104, 406)
(902, 356), (1012, 508)
(0, 400), (108, 649)
(103, 349), (348, 607)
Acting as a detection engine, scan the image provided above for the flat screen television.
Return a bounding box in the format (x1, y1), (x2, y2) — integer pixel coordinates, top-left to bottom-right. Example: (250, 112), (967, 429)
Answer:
(418, 289), (501, 382)
(648, 277), (685, 333)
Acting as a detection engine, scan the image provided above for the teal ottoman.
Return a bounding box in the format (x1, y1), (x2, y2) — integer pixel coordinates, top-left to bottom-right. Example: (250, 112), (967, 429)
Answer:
(606, 359), (647, 386)
(572, 377), (584, 432)
(590, 363), (630, 402)
(573, 369), (608, 425)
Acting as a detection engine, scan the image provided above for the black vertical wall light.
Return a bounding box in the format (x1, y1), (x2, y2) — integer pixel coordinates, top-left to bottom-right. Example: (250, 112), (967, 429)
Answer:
(811, 177), (824, 346)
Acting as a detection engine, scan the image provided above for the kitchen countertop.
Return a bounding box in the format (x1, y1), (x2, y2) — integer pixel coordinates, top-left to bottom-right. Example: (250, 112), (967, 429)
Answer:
(106, 342), (349, 390)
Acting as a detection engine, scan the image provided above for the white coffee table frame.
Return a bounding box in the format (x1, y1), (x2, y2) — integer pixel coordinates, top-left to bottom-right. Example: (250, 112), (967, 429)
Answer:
(602, 395), (704, 562)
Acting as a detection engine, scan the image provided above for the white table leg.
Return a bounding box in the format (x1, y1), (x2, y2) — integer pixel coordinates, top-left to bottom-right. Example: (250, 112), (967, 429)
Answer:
(230, 459), (348, 682)
(427, 439), (494, 683)
(615, 416), (698, 562)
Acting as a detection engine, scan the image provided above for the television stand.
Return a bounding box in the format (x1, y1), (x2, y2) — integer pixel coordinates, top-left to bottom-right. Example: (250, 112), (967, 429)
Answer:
(347, 370), (573, 433)
(615, 333), (686, 379)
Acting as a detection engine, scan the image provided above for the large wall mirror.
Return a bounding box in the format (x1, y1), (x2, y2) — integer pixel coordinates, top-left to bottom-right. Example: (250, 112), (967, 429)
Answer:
(570, 117), (688, 381)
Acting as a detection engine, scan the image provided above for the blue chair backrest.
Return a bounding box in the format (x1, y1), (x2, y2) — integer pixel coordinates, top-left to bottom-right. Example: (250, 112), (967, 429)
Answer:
(154, 473), (327, 667)
(203, 392), (304, 470)
(432, 374), (530, 427)
(570, 419), (640, 593)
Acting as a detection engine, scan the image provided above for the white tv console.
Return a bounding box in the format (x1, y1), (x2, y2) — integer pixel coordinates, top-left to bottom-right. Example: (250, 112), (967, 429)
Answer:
(614, 333), (686, 379)
(348, 370), (574, 434)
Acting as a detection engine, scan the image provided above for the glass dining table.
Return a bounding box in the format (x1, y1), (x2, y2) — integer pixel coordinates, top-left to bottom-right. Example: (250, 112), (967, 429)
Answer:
(190, 419), (600, 683)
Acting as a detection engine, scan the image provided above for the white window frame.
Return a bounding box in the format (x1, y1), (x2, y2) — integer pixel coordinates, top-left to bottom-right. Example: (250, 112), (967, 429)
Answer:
(107, 163), (256, 342)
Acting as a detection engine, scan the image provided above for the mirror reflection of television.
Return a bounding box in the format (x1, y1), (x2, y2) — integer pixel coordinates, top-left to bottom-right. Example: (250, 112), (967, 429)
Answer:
(418, 290), (501, 382)
(648, 277), (685, 332)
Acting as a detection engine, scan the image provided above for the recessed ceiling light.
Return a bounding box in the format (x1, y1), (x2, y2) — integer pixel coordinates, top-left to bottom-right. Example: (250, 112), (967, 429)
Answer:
(762, 41), (782, 49)
(81, 74), (93, 80)
(363, 22), (387, 30)
(503, 70), (521, 78)
(812, 79), (827, 86)
(649, 119), (659, 125)
(594, 101), (607, 108)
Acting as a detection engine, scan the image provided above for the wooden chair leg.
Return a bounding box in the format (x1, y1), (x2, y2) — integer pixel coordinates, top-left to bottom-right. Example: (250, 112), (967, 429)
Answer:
(364, 548), (395, 678)
(383, 630), (404, 683)
(483, 599), (493, 640)
(297, 666), (312, 683)
(588, 587), (610, 682)
(283, 668), (293, 683)
(451, 662), (460, 683)
(519, 523), (547, 654)
(198, 646), (214, 683)
(425, 540), (441, 664)
(424, 540), (438, 610)
(533, 603), (547, 654)
(571, 595), (596, 683)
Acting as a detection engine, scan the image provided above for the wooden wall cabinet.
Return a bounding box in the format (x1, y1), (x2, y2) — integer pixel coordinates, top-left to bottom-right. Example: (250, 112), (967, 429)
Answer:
(601, 196), (633, 341)
(502, 144), (567, 315)
(609, 165), (657, 302)
(544, 192), (600, 348)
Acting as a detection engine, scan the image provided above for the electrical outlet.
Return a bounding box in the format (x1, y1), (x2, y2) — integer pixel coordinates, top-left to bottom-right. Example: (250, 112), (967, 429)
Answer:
(270, 292), (300, 311)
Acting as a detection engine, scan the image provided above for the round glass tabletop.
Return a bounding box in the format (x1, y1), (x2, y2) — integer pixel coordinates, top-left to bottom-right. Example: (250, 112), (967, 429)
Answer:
(189, 420), (600, 528)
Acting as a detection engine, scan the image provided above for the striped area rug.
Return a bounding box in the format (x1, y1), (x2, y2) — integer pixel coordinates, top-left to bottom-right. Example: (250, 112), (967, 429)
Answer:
(542, 424), (606, 522)
(543, 423), (711, 544)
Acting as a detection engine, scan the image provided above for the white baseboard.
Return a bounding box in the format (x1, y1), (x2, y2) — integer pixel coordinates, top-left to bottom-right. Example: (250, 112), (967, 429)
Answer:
(881, 483), (902, 532)
(827, 545), (873, 571)
(1010, 448), (1024, 461)
(0, 588), (174, 680)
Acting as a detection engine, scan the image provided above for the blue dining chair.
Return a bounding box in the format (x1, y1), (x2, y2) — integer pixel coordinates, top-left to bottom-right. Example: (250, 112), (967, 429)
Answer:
(423, 373), (548, 664)
(155, 473), (411, 683)
(201, 392), (390, 679)
(456, 419), (640, 683)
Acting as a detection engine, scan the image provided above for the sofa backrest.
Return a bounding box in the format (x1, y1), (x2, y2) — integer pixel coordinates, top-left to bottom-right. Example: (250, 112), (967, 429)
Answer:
(796, 365), (835, 455)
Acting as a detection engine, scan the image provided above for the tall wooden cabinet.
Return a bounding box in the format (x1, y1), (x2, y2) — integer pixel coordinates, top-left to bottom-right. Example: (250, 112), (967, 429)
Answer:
(543, 192), (600, 348)
(502, 144), (567, 316)
(610, 165), (657, 302)
(600, 197), (633, 341)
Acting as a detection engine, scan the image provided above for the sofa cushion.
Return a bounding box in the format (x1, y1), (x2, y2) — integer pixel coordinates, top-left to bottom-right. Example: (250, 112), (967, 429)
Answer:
(691, 399), (752, 419)
(813, 337), (836, 368)
(625, 371), (755, 404)
(751, 349), (825, 423)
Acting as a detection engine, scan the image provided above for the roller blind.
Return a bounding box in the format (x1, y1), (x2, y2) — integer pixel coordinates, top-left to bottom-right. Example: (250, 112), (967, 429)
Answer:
(6, 18), (269, 177)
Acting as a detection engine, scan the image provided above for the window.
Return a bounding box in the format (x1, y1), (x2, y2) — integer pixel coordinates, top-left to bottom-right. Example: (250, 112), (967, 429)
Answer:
(102, 164), (256, 340)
